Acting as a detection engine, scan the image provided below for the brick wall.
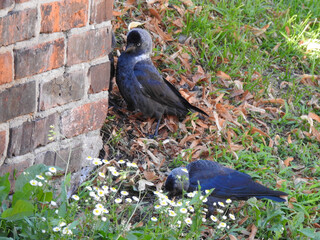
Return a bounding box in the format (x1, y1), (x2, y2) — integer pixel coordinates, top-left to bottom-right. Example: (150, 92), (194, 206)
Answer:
(0, 0), (113, 183)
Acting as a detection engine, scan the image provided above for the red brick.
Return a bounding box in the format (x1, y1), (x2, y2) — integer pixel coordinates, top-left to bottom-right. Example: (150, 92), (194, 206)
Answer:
(0, 0), (14, 9)
(0, 81), (36, 123)
(41, 0), (88, 33)
(61, 99), (108, 138)
(88, 62), (110, 93)
(67, 26), (111, 66)
(39, 70), (85, 111)
(14, 38), (65, 79)
(90, 0), (113, 24)
(35, 143), (84, 173)
(0, 8), (37, 47)
(15, 0), (30, 3)
(0, 130), (7, 161)
(7, 113), (58, 157)
(0, 51), (13, 85)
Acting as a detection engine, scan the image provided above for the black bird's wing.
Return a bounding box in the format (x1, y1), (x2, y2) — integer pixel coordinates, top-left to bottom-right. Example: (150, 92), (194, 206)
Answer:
(187, 160), (287, 202)
(134, 60), (208, 116)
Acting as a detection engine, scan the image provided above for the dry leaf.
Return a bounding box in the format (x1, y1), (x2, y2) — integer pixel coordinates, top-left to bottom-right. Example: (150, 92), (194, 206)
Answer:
(128, 21), (144, 30)
(308, 112), (320, 123)
(149, 8), (162, 21)
(216, 71), (231, 80)
(272, 42), (281, 52)
(181, 0), (193, 7)
(138, 179), (154, 191)
(285, 26), (290, 35)
(284, 157), (294, 167)
(113, 11), (123, 16)
(261, 98), (285, 105)
(229, 234), (238, 240)
(248, 224), (258, 240)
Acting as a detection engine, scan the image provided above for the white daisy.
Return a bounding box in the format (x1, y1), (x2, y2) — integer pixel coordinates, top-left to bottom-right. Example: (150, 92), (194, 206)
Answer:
(48, 167), (56, 173)
(29, 179), (38, 186)
(93, 208), (102, 216)
(71, 195), (80, 201)
(185, 217), (192, 225)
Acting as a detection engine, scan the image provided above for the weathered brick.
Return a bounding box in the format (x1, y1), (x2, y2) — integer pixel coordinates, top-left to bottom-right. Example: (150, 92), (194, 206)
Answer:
(61, 99), (108, 138)
(14, 38), (65, 79)
(0, 81), (36, 123)
(0, 8), (37, 46)
(0, 0), (14, 9)
(0, 130), (7, 163)
(0, 51), (13, 85)
(35, 143), (83, 172)
(7, 113), (58, 157)
(67, 26), (111, 66)
(15, 0), (30, 3)
(90, 0), (113, 24)
(41, 0), (88, 33)
(39, 70), (85, 111)
(88, 62), (110, 93)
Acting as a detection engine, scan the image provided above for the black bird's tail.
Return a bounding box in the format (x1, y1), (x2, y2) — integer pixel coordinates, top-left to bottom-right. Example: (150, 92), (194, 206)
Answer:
(189, 104), (208, 117)
(255, 189), (288, 202)
(163, 78), (209, 117)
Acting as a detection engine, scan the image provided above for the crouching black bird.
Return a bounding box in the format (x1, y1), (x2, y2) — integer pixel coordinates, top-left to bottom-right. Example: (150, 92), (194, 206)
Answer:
(116, 28), (208, 137)
(165, 160), (288, 205)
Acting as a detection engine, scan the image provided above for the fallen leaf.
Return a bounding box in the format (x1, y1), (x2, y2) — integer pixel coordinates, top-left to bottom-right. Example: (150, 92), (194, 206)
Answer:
(308, 112), (320, 123)
(250, 127), (269, 137)
(294, 177), (308, 186)
(138, 179), (154, 191)
(238, 215), (249, 226)
(272, 42), (281, 52)
(261, 98), (285, 105)
(251, 23), (270, 36)
(284, 157), (294, 167)
(181, 0), (193, 7)
(128, 21), (144, 30)
(149, 8), (162, 21)
(229, 234), (238, 240)
(113, 11), (123, 16)
(248, 224), (258, 240)
(216, 71), (231, 80)
(285, 26), (290, 35)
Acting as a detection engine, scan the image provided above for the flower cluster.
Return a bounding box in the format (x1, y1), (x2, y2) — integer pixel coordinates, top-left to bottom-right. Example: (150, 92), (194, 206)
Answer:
(52, 222), (74, 235)
(151, 189), (236, 232)
(28, 167), (57, 187)
(71, 158), (142, 224)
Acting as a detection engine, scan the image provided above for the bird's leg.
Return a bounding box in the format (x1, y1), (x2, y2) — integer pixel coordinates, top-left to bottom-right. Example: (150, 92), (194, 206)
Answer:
(147, 118), (161, 139)
(154, 118), (161, 136)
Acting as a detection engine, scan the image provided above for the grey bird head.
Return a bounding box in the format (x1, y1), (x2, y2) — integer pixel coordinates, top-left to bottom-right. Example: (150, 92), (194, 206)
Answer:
(164, 167), (190, 196)
(125, 28), (152, 55)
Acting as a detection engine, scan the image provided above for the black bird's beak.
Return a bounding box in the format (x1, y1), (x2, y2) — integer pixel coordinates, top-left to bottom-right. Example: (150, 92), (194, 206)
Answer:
(125, 44), (136, 53)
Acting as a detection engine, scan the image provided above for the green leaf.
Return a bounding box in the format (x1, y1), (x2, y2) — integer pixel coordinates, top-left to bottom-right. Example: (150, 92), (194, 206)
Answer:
(1, 200), (34, 221)
(299, 228), (316, 238)
(12, 190), (31, 207)
(15, 164), (48, 192)
(58, 202), (67, 218)
(68, 219), (79, 229)
(293, 211), (305, 228)
(38, 191), (53, 202)
(0, 173), (10, 207)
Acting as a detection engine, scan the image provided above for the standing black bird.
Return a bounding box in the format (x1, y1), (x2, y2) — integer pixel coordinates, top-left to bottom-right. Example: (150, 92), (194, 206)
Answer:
(165, 160), (288, 204)
(116, 28), (208, 136)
